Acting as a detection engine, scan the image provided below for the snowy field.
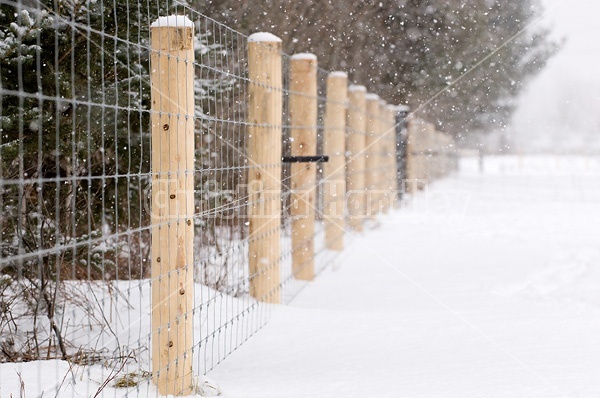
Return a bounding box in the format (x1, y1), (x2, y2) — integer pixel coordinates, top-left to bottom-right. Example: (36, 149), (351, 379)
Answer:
(2, 155), (600, 397)
(210, 155), (600, 398)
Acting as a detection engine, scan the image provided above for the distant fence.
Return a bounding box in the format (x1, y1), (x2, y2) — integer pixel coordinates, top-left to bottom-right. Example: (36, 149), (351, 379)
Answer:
(0, 1), (455, 396)
(405, 118), (459, 193)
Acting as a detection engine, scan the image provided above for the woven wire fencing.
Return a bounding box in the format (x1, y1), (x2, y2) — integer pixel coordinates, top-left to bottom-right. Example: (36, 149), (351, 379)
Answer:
(0, 1), (454, 396)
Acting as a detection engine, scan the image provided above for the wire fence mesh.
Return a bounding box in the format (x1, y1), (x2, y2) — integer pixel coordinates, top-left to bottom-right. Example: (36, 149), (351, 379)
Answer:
(0, 1), (454, 396)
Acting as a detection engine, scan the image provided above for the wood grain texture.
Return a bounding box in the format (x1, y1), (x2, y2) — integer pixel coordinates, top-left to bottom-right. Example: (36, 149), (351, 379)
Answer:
(150, 23), (195, 396)
(247, 38), (282, 302)
(289, 56), (318, 281)
(323, 73), (348, 251)
(365, 96), (380, 217)
(346, 87), (367, 231)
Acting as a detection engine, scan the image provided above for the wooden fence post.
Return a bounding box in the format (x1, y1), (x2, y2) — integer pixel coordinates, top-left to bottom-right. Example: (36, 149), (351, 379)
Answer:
(385, 105), (398, 210)
(150, 15), (195, 396)
(289, 53), (318, 280)
(444, 133), (452, 176)
(365, 94), (380, 217)
(434, 131), (443, 180)
(441, 134), (447, 177)
(431, 129), (438, 181)
(379, 100), (389, 214)
(323, 72), (348, 251)
(381, 105), (389, 212)
(405, 118), (421, 194)
(247, 32), (283, 302)
(424, 122), (436, 187)
(346, 85), (367, 231)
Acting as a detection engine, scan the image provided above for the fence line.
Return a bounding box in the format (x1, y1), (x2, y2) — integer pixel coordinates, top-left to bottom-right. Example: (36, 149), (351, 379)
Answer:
(0, 2), (456, 396)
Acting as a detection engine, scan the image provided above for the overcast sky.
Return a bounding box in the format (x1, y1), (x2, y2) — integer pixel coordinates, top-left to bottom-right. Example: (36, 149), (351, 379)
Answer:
(509, 0), (600, 153)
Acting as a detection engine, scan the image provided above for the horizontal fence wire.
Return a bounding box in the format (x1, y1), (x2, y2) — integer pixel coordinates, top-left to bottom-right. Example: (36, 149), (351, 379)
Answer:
(0, 0), (455, 397)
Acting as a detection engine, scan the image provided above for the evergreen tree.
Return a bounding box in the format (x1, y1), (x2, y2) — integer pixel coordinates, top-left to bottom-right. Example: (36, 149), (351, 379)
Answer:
(384, 0), (558, 136)
(202, 0), (558, 138)
(0, 1), (182, 280)
(0, 0), (158, 360)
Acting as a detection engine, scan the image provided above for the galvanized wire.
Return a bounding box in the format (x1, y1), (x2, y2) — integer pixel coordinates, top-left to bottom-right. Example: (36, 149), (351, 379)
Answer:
(0, 1), (411, 397)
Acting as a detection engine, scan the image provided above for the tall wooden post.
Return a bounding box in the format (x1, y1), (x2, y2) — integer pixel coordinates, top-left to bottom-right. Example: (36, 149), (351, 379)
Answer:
(378, 100), (388, 214)
(431, 131), (438, 180)
(387, 105), (399, 208)
(424, 122), (436, 187)
(380, 104), (391, 212)
(323, 72), (348, 251)
(442, 133), (450, 177)
(365, 94), (380, 217)
(405, 118), (421, 194)
(442, 134), (448, 177)
(430, 128), (437, 181)
(346, 85), (367, 231)
(443, 134), (453, 176)
(150, 15), (195, 396)
(289, 53), (318, 280)
(247, 32), (283, 302)
(439, 134), (445, 178)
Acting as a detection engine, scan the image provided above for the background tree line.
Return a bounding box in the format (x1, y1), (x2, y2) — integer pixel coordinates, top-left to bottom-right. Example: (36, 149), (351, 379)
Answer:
(203, 0), (558, 139)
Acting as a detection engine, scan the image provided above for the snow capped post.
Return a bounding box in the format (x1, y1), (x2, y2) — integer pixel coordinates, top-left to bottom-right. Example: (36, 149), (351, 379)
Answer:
(247, 32), (283, 302)
(346, 85), (367, 231)
(149, 15), (195, 396)
(289, 53), (318, 280)
(365, 93), (380, 218)
(323, 71), (348, 251)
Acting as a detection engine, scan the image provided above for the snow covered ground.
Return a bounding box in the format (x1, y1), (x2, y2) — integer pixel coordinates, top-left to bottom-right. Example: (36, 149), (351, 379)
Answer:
(210, 155), (600, 398)
(2, 155), (600, 397)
